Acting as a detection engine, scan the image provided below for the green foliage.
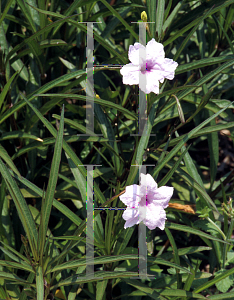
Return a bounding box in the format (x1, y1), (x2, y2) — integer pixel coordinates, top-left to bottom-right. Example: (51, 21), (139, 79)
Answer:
(0, 0), (234, 299)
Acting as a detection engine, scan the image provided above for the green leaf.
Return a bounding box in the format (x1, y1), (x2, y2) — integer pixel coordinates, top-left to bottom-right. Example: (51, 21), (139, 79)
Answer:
(193, 219), (221, 236)
(16, 0), (38, 33)
(160, 122), (234, 148)
(175, 55), (234, 74)
(166, 222), (230, 244)
(46, 253), (191, 275)
(36, 93), (137, 121)
(47, 254), (139, 274)
(158, 145), (190, 187)
(98, 0), (138, 41)
(0, 0), (15, 26)
(147, 0), (156, 39)
(183, 262), (199, 293)
(0, 160), (38, 260)
(215, 269), (234, 293)
(207, 292), (234, 299)
(157, 288), (206, 299)
(185, 89), (214, 125)
(94, 102), (121, 176)
(0, 71), (18, 111)
(0, 260), (33, 273)
(24, 4), (129, 64)
(0, 243), (31, 265)
(165, 228), (182, 289)
(0, 69), (86, 126)
(160, 246), (212, 261)
(175, 131), (204, 188)
(164, 0), (234, 47)
(10, 40), (67, 65)
(0, 144), (21, 177)
(12, 135), (108, 160)
(122, 278), (167, 300)
(51, 271), (139, 289)
(194, 266), (234, 293)
(5, 14), (79, 64)
(178, 59), (234, 101)
(11, 169), (83, 227)
(36, 104), (64, 260)
(213, 14), (234, 54)
(0, 272), (34, 286)
(163, 2), (182, 34)
(153, 102), (233, 212)
(0, 131), (43, 142)
(65, 152), (86, 203)
(156, 0), (164, 41)
(96, 280), (108, 300)
(124, 279), (206, 299)
(18, 93), (106, 210)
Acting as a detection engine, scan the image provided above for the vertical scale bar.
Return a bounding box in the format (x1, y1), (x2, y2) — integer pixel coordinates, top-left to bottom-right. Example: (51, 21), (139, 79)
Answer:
(77, 22), (102, 136)
(86, 23), (94, 135)
(79, 164), (102, 280)
(139, 23), (147, 136)
(138, 165), (147, 279)
(86, 165), (94, 278)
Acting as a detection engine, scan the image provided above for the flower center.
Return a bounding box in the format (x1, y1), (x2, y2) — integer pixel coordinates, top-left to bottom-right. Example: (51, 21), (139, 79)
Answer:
(140, 62), (151, 74)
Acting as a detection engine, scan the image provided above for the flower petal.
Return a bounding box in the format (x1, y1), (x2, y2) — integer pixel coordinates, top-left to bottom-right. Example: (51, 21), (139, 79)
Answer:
(122, 208), (140, 229)
(144, 202), (167, 230)
(152, 186), (174, 208)
(128, 43), (146, 65)
(139, 173), (158, 201)
(146, 38), (165, 65)
(157, 58), (178, 80)
(122, 207), (139, 220)
(124, 216), (140, 229)
(140, 173), (157, 189)
(120, 63), (140, 85)
(119, 184), (142, 207)
(138, 72), (160, 94)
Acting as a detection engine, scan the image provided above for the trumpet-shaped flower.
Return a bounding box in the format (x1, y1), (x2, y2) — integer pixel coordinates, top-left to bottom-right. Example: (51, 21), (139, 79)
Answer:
(119, 174), (173, 230)
(120, 38), (178, 94)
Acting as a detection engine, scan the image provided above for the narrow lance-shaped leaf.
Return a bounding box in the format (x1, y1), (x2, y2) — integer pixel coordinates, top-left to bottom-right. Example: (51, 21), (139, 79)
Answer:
(0, 159), (38, 260)
(156, 0), (164, 41)
(0, 69), (86, 126)
(153, 102), (233, 212)
(0, 71), (18, 111)
(0, 1), (15, 26)
(158, 144), (191, 187)
(10, 170), (83, 228)
(0, 144), (21, 177)
(5, 14), (81, 64)
(37, 104), (64, 262)
(166, 222), (230, 244)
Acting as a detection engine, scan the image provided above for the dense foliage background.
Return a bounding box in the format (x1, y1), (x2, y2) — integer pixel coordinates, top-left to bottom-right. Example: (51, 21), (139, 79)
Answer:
(1, 0), (234, 299)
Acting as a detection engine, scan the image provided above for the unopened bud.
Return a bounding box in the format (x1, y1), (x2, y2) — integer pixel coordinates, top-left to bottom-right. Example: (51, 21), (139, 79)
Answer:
(141, 11), (148, 23)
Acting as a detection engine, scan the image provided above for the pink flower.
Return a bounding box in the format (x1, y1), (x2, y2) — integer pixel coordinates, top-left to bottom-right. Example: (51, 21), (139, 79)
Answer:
(119, 174), (173, 230)
(120, 38), (178, 94)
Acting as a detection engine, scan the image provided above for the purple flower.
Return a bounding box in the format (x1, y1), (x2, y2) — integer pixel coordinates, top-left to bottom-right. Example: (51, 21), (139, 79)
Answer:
(120, 38), (178, 94)
(119, 174), (173, 230)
